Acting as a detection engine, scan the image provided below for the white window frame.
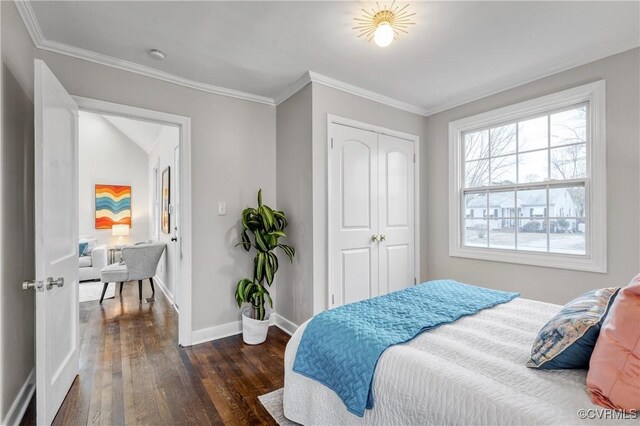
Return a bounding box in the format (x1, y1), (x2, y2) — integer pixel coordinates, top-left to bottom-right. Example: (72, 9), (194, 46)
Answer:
(448, 80), (606, 273)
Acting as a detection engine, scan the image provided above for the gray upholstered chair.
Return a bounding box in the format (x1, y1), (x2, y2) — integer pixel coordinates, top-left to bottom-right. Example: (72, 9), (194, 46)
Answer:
(99, 243), (166, 303)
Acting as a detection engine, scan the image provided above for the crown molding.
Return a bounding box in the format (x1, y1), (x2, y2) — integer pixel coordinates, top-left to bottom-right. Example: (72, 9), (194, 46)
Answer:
(421, 37), (639, 116)
(308, 71), (430, 116)
(13, 0), (275, 106)
(274, 70), (430, 116)
(14, 0), (640, 118)
(273, 72), (312, 105)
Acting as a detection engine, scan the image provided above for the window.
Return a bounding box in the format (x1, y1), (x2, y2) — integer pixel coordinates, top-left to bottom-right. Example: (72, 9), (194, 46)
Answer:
(449, 81), (606, 272)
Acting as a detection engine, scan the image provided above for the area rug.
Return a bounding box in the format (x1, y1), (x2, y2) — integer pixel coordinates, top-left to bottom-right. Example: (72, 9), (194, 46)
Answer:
(258, 388), (299, 426)
(79, 281), (114, 303)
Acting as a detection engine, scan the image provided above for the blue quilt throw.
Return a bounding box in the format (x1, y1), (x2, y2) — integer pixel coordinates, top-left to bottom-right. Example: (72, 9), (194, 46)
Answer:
(292, 280), (519, 417)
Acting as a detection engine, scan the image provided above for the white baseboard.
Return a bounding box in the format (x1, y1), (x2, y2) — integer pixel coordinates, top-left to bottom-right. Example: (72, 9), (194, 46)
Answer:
(152, 275), (177, 313)
(272, 313), (299, 336)
(191, 320), (242, 346)
(189, 312), (300, 346)
(2, 367), (35, 426)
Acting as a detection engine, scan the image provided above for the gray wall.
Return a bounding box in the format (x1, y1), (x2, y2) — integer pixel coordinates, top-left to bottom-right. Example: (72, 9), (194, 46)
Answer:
(1, 1), (35, 422)
(275, 84), (313, 325)
(425, 48), (640, 304)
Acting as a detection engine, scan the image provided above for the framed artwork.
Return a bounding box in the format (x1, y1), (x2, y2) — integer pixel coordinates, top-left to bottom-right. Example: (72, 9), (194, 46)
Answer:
(162, 166), (171, 234)
(95, 184), (131, 229)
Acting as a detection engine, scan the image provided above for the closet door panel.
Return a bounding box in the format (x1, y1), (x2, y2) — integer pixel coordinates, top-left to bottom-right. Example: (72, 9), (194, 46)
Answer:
(385, 244), (410, 293)
(330, 124), (379, 307)
(342, 249), (372, 304)
(378, 134), (415, 295)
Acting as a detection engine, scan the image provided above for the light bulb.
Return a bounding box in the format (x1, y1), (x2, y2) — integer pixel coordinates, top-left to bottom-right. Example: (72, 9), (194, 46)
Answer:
(374, 22), (394, 47)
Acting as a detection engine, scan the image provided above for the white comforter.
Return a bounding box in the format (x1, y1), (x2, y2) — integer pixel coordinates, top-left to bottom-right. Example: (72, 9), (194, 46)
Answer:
(283, 298), (632, 425)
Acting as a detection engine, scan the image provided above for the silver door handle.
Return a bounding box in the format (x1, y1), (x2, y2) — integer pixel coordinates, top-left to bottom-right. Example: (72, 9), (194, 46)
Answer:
(371, 234), (380, 242)
(380, 234), (387, 241)
(22, 280), (43, 291)
(46, 277), (64, 290)
(22, 277), (64, 291)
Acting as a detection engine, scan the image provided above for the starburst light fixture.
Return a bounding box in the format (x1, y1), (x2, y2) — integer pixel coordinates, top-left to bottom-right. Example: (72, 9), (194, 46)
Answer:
(353, 2), (416, 48)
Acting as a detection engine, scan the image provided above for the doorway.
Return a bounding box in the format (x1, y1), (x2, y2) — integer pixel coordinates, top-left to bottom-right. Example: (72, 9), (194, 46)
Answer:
(75, 96), (193, 346)
(29, 60), (194, 424)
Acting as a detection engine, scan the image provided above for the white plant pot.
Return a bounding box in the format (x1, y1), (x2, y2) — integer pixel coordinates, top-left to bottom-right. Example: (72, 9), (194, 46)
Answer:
(242, 308), (270, 345)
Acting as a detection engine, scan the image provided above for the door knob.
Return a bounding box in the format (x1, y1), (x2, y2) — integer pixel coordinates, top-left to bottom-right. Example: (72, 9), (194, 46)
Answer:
(371, 234), (380, 242)
(380, 234), (387, 241)
(22, 280), (43, 291)
(46, 277), (64, 290)
(23, 277), (64, 291)
(171, 237), (178, 242)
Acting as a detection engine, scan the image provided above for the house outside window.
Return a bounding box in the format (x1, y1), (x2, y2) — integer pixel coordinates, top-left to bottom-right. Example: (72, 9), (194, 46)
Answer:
(448, 81), (606, 272)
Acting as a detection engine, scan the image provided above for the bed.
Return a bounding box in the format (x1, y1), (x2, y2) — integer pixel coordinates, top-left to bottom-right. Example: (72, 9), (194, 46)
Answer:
(283, 297), (633, 425)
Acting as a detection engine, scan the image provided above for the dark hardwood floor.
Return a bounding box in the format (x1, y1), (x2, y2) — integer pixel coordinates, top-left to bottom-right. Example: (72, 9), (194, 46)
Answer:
(20, 282), (289, 425)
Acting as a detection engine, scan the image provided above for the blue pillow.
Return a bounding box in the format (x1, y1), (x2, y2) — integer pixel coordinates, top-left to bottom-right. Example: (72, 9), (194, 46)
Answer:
(79, 242), (89, 256)
(527, 287), (619, 370)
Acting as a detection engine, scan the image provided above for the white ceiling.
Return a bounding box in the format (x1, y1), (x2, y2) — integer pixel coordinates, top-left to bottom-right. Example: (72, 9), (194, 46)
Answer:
(28, 1), (639, 114)
(101, 114), (167, 153)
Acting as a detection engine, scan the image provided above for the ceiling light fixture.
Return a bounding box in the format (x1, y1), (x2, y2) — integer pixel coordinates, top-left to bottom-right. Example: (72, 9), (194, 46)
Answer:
(149, 49), (166, 60)
(354, 1), (415, 48)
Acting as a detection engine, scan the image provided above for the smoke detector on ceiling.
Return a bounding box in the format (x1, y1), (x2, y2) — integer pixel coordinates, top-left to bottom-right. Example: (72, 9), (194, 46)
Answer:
(149, 49), (166, 60)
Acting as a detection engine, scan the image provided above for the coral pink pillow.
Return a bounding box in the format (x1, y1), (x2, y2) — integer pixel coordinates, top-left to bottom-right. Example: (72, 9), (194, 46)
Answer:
(587, 274), (640, 410)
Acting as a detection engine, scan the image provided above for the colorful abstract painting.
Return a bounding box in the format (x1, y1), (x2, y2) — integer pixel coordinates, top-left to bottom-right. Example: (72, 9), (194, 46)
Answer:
(95, 184), (132, 229)
(161, 167), (171, 234)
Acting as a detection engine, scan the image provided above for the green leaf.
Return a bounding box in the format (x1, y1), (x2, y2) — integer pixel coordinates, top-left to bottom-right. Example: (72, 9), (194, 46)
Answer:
(273, 210), (288, 230)
(243, 281), (255, 301)
(235, 279), (253, 307)
(265, 259), (273, 285)
(259, 205), (275, 229)
(264, 290), (273, 308)
(278, 244), (295, 262)
(269, 252), (279, 275)
(241, 230), (251, 251)
(254, 230), (269, 252)
(257, 189), (263, 207)
(255, 253), (265, 281)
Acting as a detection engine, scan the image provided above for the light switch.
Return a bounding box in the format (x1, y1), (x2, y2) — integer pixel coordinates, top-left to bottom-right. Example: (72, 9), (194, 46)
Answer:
(217, 201), (227, 216)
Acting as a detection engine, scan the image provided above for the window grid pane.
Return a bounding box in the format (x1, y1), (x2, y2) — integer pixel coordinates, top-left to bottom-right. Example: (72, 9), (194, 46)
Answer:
(462, 181), (586, 255)
(462, 103), (587, 190)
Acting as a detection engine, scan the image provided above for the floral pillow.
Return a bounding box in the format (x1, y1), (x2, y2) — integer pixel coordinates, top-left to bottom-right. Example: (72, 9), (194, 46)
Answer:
(527, 287), (619, 369)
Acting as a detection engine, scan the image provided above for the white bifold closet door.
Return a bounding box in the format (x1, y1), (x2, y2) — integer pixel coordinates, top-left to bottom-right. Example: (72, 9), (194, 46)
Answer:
(330, 123), (415, 308)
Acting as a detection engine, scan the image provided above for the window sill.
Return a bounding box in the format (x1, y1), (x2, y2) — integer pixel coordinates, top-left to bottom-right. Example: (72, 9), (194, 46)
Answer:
(449, 245), (606, 273)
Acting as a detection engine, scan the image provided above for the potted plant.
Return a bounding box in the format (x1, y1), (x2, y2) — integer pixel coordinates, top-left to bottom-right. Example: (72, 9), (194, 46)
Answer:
(235, 189), (295, 344)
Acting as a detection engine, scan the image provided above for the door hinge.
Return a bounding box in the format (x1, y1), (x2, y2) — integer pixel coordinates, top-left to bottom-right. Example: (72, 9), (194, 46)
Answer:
(332, 294), (335, 304)
(414, 277), (417, 285)
(413, 153), (416, 163)
(331, 137), (334, 149)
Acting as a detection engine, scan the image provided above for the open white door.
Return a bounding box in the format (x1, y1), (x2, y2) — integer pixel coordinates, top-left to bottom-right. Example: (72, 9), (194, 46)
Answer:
(30, 59), (79, 425)
(172, 144), (181, 308)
